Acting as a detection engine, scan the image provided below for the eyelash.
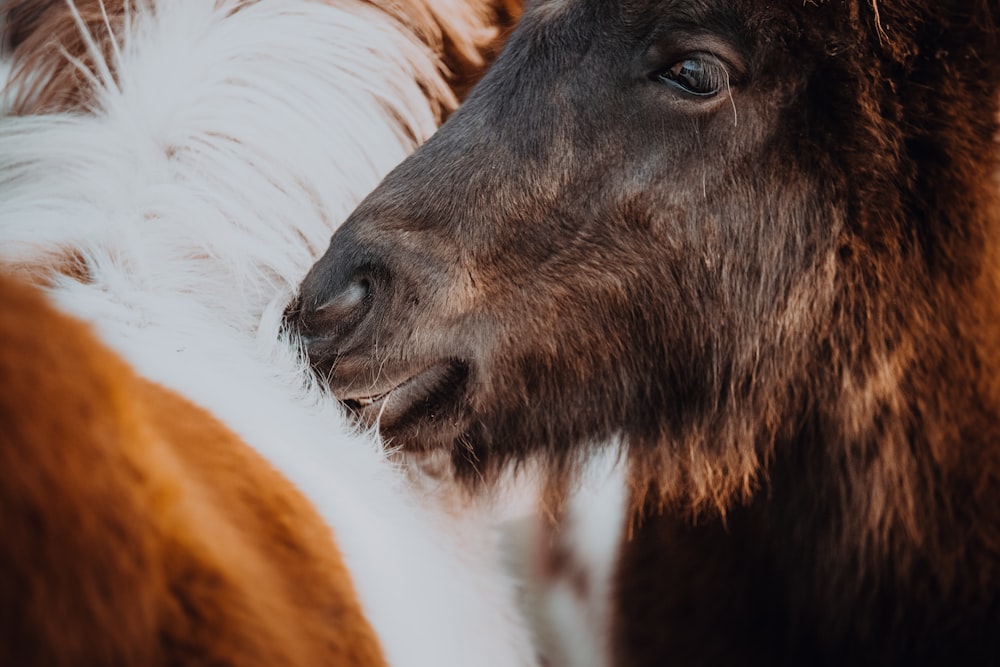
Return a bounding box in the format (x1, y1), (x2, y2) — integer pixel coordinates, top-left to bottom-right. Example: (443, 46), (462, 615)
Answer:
(655, 55), (730, 97)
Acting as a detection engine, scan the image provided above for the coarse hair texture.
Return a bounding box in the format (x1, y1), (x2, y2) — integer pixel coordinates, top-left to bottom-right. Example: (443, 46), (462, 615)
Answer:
(286, 0), (1000, 661)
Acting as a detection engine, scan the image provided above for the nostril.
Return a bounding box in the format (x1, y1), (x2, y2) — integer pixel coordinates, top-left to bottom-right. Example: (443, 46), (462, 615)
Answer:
(293, 220), (389, 357)
(294, 272), (377, 361)
(318, 275), (371, 324)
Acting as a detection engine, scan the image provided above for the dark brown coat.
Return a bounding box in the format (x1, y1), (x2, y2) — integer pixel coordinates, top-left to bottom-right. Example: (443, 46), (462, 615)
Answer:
(293, 1), (1000, 663)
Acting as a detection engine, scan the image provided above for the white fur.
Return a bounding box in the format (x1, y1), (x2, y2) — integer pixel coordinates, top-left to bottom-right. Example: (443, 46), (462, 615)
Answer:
(0, 0), (533, 665)
(540, 452), (626, 667)
(503, 451), (626, 667)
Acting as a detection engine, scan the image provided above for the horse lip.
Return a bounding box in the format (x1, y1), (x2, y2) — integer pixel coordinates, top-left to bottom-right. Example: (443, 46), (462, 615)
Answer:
(338, 381), (403, 407)
(332, 362), (422, 403)
(336, 360), (468, 433)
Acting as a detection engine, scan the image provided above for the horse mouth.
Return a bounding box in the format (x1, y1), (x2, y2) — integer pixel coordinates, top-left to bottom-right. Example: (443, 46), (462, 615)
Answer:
(337, 360), (469, 434)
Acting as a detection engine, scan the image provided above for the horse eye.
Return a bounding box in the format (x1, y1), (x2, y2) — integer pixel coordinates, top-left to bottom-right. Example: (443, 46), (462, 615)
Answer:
(656, 56), (727, 97)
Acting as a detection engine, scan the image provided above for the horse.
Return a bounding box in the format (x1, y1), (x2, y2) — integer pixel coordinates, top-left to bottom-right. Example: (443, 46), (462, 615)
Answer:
(0, 0), (534, 664)
(292, 1), (1000, 664)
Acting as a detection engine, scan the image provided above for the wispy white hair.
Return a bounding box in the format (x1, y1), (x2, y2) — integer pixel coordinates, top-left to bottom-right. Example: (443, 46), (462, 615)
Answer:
(0, 0), (533, 664)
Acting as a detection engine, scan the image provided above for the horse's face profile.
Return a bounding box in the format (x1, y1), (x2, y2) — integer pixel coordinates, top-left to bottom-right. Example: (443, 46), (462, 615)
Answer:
(292, 0), (998, 500)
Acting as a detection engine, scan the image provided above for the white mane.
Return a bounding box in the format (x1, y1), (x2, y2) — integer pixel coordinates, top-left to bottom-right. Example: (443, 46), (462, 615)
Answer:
(0, 0), (532, 664)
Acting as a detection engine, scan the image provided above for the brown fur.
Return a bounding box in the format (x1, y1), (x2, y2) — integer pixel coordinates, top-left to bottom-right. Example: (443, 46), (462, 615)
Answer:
(1, 0), (521, 115)
(0, 273), (387, 666)
(292, 0), (1000, 663)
